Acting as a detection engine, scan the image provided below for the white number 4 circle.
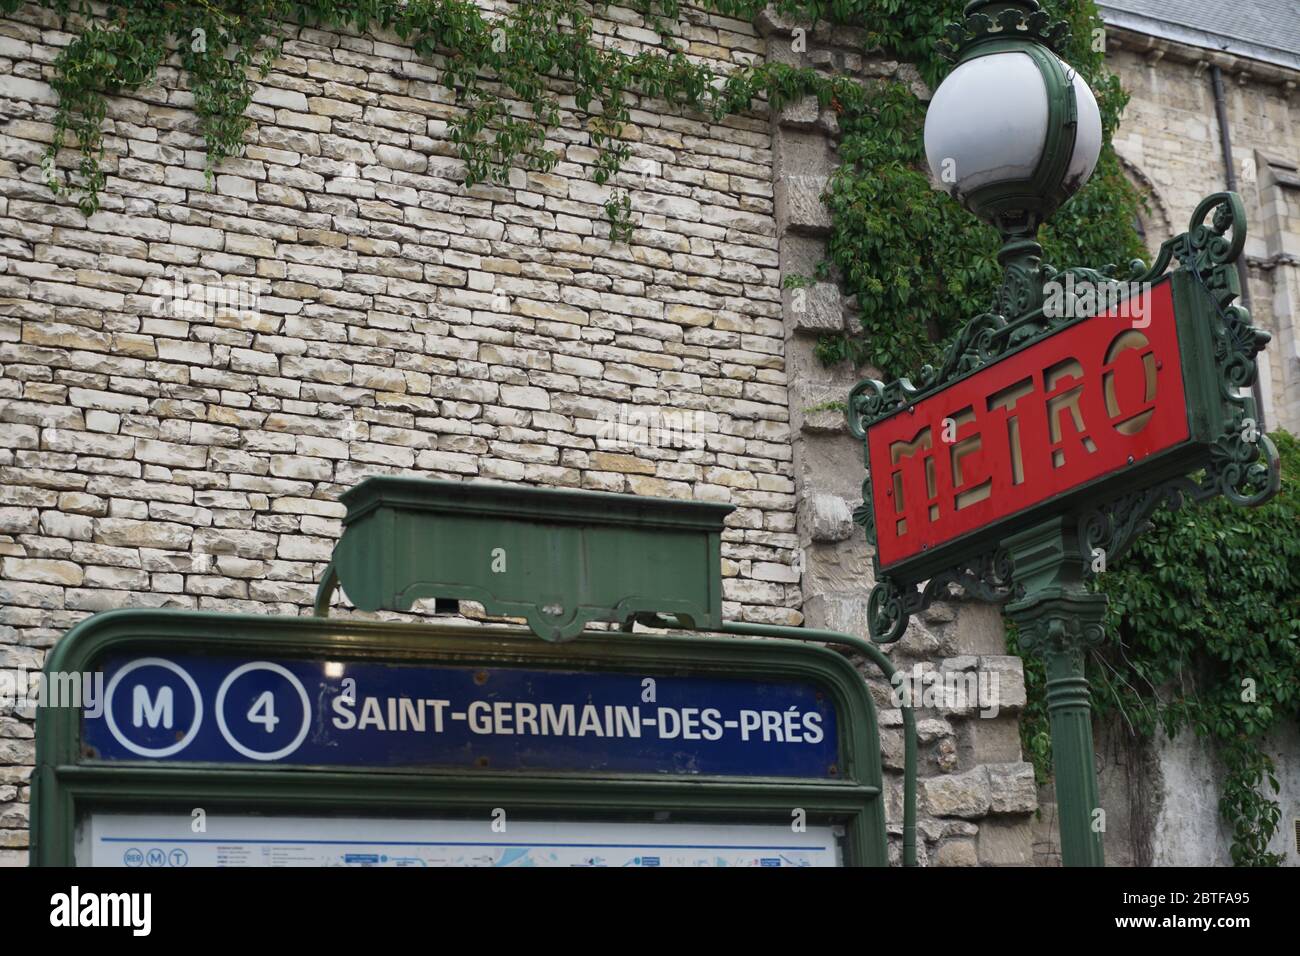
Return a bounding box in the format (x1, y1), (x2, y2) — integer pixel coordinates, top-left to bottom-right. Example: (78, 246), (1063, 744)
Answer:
(247, 691), (280, 733)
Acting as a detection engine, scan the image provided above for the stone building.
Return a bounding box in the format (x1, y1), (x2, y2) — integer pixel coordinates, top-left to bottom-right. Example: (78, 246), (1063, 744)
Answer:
(1102, 0), (1300, 439)
(0, 0), (1292, 867)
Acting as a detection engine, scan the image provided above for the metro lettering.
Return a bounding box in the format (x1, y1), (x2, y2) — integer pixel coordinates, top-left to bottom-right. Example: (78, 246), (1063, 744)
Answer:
(868, 282), (1188, 568)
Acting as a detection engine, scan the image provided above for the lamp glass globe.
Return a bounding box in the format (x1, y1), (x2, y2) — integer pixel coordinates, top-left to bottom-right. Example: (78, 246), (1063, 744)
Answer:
(924, 51), (1049, 196)
(924, 51), (1104, 203)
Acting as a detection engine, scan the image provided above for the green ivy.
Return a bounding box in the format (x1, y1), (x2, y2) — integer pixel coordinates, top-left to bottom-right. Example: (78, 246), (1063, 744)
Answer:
(4, 0), (854, 231)
(8, 1), (1139, 295)
(1015, 432), (1300, 865)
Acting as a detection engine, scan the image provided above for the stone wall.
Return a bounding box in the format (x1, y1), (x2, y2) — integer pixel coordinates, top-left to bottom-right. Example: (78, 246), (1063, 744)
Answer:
(0, 2), (803, 864)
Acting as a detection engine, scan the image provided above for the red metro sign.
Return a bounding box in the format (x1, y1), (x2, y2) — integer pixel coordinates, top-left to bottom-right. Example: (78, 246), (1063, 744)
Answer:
(866, 277), (1195, 572)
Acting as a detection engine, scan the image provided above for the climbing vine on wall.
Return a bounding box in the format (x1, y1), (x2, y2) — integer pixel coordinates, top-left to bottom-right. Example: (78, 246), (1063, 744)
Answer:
(2, 0), (855, 238)
(811, 0), (1147, 377)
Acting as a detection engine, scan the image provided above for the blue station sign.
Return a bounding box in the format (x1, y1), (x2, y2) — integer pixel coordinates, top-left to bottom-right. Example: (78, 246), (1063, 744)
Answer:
(82, 654), (840, 779)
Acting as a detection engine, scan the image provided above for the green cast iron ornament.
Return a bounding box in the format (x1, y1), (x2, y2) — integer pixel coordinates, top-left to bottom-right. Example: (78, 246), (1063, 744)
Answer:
(847, 0), (1280, 866)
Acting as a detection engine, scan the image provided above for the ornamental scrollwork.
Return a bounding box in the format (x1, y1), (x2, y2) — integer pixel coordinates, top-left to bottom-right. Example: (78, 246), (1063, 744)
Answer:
(1079, 425), (1279, 578)
(846, 311), (1008, 437)
(1078, 478), (1199, 578)
(1135, 191), (1247, 292)
(920, 311), (1008, 389)
(951, 547), (1017, 604)
(1213, 303), (1270, 401)
(1011, 603), (1107, 659)
(867, 547), (1014, 644)
(1196, 425), (1280, 508)
(1175, 193), (1279, 506)
(997, 243), (1049, 321)
(847, 376), (921, 438)
(867, 576), (917, 645)
(852, 474), (877, 546)
(937, 5), (1071, 61)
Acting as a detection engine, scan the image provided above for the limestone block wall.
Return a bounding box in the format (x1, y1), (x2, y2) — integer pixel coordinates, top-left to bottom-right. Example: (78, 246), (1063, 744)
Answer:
(0, 1), (1037, 868)
(0, 2), (800, 864)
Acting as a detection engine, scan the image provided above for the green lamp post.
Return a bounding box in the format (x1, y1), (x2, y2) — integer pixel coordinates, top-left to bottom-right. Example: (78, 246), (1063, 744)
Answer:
(923, 0), (1108, 865)
(849, 0), (1275, 869)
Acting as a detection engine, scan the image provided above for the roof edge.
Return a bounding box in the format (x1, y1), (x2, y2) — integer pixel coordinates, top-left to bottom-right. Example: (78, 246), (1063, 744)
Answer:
(1099, 4), (1300, 74)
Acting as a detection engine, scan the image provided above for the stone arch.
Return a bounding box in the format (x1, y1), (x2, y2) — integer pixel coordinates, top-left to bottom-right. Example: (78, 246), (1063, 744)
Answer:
(1116, 153), (1174, 253)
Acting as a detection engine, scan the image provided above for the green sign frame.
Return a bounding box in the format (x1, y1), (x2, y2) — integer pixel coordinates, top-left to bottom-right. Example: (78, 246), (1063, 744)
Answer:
(32, 608), (900, 868)
(849, 192), (1279, 645)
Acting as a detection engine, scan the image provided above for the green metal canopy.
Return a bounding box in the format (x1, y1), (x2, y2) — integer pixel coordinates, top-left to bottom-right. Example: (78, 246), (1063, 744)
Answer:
(316, 477), (733, 642)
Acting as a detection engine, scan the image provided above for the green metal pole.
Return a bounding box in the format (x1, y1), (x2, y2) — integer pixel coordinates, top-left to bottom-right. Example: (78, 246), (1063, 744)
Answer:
(1003, 517), (1107, 866)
